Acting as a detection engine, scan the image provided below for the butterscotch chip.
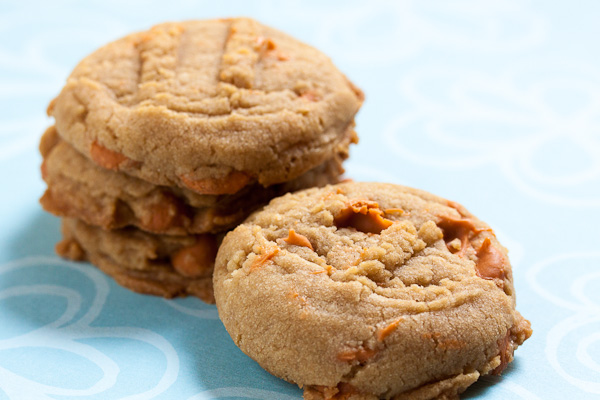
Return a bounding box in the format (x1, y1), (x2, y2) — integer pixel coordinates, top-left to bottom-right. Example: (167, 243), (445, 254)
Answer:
(283, 229), (313, 250)
(213, 182), (531, 399)
(39, 129), (346, 235)
(171, 235), (218, 278)
(178, 170), (251, 195)
(58, 217), (218, 302)
(334, 199), (394, 234)
(48, 18), (363, 192)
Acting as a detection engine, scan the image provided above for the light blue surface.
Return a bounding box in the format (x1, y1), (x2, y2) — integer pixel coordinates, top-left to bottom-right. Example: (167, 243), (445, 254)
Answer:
(1, 1), (599, 399)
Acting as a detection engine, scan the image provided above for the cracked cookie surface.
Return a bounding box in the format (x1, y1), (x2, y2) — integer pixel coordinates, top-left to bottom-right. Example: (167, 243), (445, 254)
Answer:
(48, 18), (363, 191)
(213, 182), (531, 399)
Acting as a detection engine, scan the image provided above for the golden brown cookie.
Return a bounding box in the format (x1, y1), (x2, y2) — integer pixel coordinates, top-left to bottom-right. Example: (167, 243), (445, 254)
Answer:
(48, 18), (363, 193)
(40, 126), (346, 235)
(58, 217), (218, 302)
(213, 182), (532, 399)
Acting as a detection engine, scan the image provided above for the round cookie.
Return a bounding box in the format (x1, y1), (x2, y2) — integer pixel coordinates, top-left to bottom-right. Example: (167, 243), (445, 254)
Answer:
(58, 217), (218, 302)
(213, 182), (532, 399)
(40, 126), (346, 235)
(48, 18), (363, 193)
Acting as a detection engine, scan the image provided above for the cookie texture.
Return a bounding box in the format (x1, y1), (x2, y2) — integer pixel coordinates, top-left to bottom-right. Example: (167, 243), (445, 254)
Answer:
(48, 18), (363, 192)
(40, 126), (346, 235)
(213, 182), (532, 399)
(58, 217), (217, 302)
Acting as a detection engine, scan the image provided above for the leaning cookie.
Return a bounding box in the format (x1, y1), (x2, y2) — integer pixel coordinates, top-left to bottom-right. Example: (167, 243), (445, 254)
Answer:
(48, 18), (363, 193)
(213, 182), (532, 399)
(40, 126), (346, 235)
(58, 217), (217, 302)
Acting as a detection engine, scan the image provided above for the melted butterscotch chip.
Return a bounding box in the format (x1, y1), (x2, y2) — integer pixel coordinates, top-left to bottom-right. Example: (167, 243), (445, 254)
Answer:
(255, 36), (291, 61)
(337, 347), (376, 363)
(140, 196), (183, 232)
(255, 36), (276, 51)
(179, 170), (251, 195)
(377, 317), (403, 341)
(334, 200), (394, 234)
(90, 141), (130, 170)
(171, 235), (217, 278)
(283, 229), (313, 250)
(384, 207), (404, 215)
(476, 237), (507, 283)
(249, 246), (279, 272)
(437, 215), (489, 256)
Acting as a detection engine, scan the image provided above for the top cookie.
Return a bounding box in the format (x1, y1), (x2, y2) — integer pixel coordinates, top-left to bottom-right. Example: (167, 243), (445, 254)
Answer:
(48, 18), (363, 193)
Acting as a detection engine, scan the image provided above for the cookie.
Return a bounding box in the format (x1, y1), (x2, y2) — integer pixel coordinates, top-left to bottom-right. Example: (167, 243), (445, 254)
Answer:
(213, 182), (532, 399)
(40, 126), (346, 235)
(57, 217), (218, 302)
(48, 18), (363, 192)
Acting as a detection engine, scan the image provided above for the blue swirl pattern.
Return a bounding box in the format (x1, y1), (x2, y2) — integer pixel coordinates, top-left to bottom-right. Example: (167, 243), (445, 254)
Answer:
(0, 1), (599, 398)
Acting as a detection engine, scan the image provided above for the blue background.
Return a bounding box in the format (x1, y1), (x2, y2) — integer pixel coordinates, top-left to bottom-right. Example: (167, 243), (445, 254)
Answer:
(1, 1), (599, 399)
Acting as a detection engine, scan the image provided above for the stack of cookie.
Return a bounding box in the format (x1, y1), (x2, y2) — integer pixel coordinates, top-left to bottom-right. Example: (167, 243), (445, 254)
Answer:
(40, 18), (363, 302)
(40, 17), (533, 399)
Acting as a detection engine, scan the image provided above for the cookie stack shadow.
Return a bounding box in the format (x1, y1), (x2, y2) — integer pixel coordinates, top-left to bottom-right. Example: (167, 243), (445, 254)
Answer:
(39, 18), (363, 303)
